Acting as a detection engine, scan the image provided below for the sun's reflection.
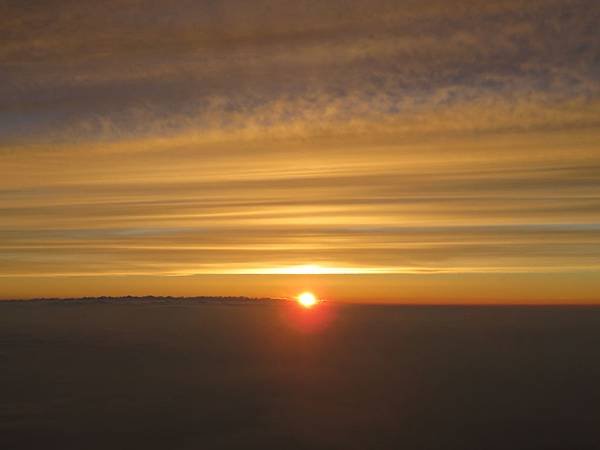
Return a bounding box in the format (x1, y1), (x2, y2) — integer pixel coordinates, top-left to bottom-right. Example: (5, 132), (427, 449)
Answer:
(280, 291), (335, 333)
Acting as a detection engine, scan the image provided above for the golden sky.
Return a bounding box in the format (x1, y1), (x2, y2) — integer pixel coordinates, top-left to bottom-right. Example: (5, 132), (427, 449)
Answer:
(1, 0), (599, 302)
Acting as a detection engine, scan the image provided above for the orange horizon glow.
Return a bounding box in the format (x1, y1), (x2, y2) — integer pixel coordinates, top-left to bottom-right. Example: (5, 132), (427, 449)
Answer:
(1, 272), (600, 304)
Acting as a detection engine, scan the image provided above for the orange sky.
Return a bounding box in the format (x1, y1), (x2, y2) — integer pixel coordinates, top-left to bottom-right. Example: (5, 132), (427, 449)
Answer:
(1, 0), (599, 302)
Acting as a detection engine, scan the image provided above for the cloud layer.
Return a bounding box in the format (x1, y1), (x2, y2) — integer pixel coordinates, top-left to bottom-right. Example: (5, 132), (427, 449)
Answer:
(1, 0), (599, 300)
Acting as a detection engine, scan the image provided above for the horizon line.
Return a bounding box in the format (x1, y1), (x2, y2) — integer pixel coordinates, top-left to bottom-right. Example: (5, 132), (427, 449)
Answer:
(2, 295), (599, 307)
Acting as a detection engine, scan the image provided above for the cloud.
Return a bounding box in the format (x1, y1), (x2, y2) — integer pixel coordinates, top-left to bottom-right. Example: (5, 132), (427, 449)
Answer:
(1, 0), (597, 141)
(0, 0), (599, 298)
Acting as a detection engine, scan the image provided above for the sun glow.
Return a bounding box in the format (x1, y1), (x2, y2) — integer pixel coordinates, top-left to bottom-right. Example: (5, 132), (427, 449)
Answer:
(297, 291), (318, 308)
(238, 264), (394, 275)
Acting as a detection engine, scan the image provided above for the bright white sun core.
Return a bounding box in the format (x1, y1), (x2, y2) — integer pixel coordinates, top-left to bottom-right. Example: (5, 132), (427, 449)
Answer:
(296, 292), (318, 308)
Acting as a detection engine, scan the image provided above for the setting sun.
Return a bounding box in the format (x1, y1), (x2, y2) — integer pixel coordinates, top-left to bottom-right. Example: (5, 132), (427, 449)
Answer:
(297, 292), (318, 308)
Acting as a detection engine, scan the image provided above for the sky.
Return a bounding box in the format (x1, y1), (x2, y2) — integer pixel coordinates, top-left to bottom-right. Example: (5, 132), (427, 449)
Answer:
(1, 0), (599, 302)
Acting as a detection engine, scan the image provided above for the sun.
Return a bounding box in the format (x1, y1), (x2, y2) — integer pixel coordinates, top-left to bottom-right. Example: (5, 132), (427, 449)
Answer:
(297, 291), (318, 308)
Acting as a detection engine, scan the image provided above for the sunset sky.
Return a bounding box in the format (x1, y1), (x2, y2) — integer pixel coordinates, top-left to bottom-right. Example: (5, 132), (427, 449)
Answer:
(1, 0), (599, 302)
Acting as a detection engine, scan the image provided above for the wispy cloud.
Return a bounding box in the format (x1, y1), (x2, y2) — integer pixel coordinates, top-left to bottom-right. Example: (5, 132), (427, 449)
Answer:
(1, 0), (599, 300)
